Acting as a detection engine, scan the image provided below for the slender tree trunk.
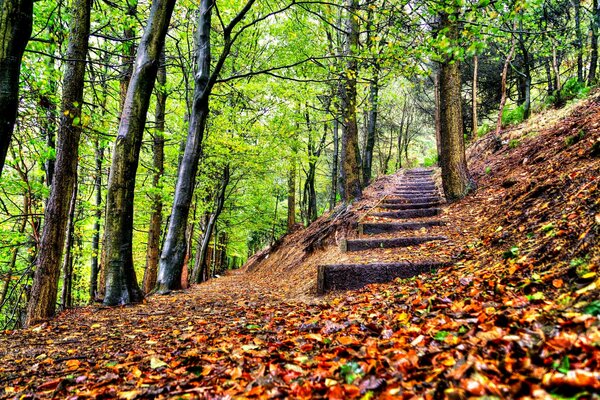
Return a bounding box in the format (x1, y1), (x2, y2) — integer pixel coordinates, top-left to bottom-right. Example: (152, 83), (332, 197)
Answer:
(157, 0), (256, 291)
(545, 57), (554, 96)
(103, 0), (176, 306)
(433, 69), (442, 162)
(191, 166), (230, 284)
(572, 0), (583, 82)
(471, 55), (478, 139)
(0, 198), (28, 307)
(0, 0), (33, 177)
(89, 139), (102, 302)
(120, 2), (138, 106)
(330, 117), (339, 210)
(589, 0), (599, 85)
(496, 37), (516, 136)
(362, 69), (379, 185)
(61, 175), (78, 309)
(25, 0), (91, 326)
(287, 161), (296, 231)
(143, 52), (167, 294)
(438, 10), (470, 201)
(518, 21), (531, 119)
(157, 0), (214, 292)
(339, 0), (362, 202)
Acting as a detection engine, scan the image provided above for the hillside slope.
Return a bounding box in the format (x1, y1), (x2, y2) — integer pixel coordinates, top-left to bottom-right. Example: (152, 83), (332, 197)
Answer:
(1, 95), (599, 399)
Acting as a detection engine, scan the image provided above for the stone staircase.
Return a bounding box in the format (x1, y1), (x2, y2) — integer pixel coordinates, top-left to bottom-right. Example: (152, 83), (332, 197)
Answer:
(317, 169), (451, 294)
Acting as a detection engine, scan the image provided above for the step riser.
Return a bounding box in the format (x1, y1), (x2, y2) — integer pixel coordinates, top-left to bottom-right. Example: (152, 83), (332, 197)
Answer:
(317, 262), (448, 294)
(394, 191), (439, 196)
(341, 236), (446, 252)
(371, 208), (441, 219)
(379, 203), (440, 210)
(384, 197), (442, 204)
(396, 186), (437, 191)
(359, 221), (445, 234)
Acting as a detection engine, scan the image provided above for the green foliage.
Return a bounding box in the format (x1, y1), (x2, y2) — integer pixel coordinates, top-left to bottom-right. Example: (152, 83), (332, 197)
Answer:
(560, 78), (590, 102)
(503, 246), (519, 259)
(339, 361), (363, 384)
(422, 155), (438, 167)
(477, 123), (491, 138)
(508, 139), (520, 149)
(485, 166), (491, 174)
(565, 130), (585, 147)
(502, 105), (525, 127)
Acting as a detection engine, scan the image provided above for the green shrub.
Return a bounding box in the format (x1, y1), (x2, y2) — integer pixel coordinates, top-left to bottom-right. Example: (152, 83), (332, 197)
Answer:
(423, 154), (438, 167)
(508, 139), (520, 149)
(501, 105), (525, 126)
(477, 123), (491, 137)
(561, 77), (590, 101)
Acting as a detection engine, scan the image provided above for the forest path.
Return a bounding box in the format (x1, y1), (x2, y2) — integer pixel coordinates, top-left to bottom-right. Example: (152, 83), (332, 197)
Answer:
(317, 168), (451, 293)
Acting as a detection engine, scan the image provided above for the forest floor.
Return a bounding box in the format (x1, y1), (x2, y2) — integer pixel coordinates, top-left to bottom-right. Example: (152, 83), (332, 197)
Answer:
(1, 94), (600, 399)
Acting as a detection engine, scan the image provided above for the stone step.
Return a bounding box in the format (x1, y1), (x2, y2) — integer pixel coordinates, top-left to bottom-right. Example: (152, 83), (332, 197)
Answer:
(317, 261), (448, 294)
(340, 236), (447, 252)
(359, 220), (446, 234)
(394, 190), (439, 196)
(378, 202), (441, 210)
(371, 208), (441, 219)
(383, 197), (443, 205)
(396, 185), (437, 191)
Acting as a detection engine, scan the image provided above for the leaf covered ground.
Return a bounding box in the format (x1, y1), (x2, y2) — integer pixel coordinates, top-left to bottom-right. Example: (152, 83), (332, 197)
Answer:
(1, 95), (600, 399)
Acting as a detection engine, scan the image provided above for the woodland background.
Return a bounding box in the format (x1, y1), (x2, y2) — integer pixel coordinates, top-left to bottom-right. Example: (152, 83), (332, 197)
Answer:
(0, 0), (596, 328)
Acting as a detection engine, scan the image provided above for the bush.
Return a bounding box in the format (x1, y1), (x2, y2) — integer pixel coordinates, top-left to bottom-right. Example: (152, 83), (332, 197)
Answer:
(547, 77), (590, 106)
(423, 154), (438, 167)
(477, 123), (491, 137)
(501, 105), (525, 127)
(560, 77), (590, 101)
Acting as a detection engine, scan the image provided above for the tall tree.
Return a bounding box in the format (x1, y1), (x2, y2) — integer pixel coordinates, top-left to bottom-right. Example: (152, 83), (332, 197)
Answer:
(338, 0), (362, 202)
(103, 0), (176, 306)
(0, 0), (33, 177)
(142, 52), (167, 294)
(437, 6), (470, 200)
(25, 0), (91, 326)
(157, 0), (258, 292)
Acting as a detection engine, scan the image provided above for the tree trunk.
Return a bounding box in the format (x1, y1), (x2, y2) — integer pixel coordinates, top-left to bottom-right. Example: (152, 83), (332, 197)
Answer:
(589, 0), (599, 85)
(190, 165), (230, 284)
(471, 55), (478, 139)
(103, 0), (176, 306)
(119, 2), (138, 107)
(25, 0), (90, 326)
(518, 20), (531, 119)
(362, 69), (379, 185)
(438, 10), (470, 201)
(545, 57), (554, 96)
(433, 69), (442, 162)
(496, 37), (516, 136)
(90, 139), (102, 302)
(330, 117), (339, 210)
(572, 0), (583, 82)
(143, 51), (167, 294)
(157, 0), (256, 291)
(157, 0), (213, 292)
(339, 0), (362, 202)
(287, 160), (296, 231)
(0, 0), (33, 177)
(61, 175), (78, 310)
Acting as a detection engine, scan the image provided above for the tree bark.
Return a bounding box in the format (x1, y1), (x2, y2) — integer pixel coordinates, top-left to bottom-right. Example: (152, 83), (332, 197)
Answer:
(61, 175), (78, 310)
(142, 51), (167, 294)
(190, 165), (230, 284)
(330, 117), (339, 210)
(90, 138), (102, 302)
(103, 0), (176, 306)
(438, 10), (470, 201)
(362, 69), (379, 185)
(339, 0), (362, 202)
(157, 0), (256, 292)
(0, 0), (33, 177)
(496, 36), (516, 137)
(287, 160), (296, 231)
(25, 0), (90, 326)
(589, 0), (599, 85)
(471, 55), (478, 139)
(433, 69), (442, 162)
(572, 0), (583, 82)
(517, 20), (531, 119)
